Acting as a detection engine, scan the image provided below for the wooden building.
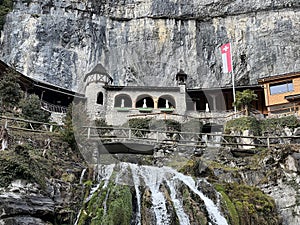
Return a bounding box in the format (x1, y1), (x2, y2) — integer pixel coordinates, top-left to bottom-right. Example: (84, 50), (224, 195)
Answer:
(0, 60), (85, 113)
(258, 72), (300, 115)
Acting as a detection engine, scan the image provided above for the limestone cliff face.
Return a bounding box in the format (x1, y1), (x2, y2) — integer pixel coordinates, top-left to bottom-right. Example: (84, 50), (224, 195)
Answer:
(0, 0), (299, 90)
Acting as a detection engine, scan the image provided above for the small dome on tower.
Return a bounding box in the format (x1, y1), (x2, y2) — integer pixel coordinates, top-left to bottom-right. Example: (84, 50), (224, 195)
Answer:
(176, 69), (187, 85)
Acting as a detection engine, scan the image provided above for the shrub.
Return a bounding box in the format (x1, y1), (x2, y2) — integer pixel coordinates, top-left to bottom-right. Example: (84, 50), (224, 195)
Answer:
(128, 118), (151, 137)
(0, 67), (23, 111)
(150, 119), (181, 132)
(95, 118), (112, 136)
(20, 94), (50, 123)
(225, 116), (261, 136)
(0, 0), (13, 30)
(233, 89), (257, 116)
(128, 118), (150, 130)
(0, 145), (47, 188)
(260, 115), (300, 135)
(61, 102), (89, 151)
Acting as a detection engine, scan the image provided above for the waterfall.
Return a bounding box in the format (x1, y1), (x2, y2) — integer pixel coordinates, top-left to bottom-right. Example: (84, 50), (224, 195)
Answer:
(138, 165), (171, 225)
(167, 167), (228, 225)
(129, 164), (142, 225)
(79, 168), (87, 184)
(74, 209), (82, 225)
(165, 178), (190, 225)
(78, 162), (228, 225)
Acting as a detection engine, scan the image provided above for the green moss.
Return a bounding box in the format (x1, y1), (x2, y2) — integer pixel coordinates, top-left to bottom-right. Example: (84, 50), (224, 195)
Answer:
(0, 145), (47, 188)
(178, 159), (196, 175)
(207, 160), (239, 172)
(78, 177), (133, 225)
(215, 184), (239, 225)
(101, 185), (133, 225)
(214, 182), (279, 225)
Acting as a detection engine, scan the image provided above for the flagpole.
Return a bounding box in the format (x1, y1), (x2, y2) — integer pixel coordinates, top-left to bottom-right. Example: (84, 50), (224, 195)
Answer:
(230, 43), (237, 114)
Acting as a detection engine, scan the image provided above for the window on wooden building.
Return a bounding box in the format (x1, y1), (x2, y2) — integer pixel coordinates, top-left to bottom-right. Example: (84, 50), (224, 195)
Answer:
(270, 81), (294, 95)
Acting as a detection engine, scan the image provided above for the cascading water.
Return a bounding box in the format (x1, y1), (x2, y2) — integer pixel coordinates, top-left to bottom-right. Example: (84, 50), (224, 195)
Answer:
(77, 162), (228, 225)
(130, 164), (142, 225)
(79, 168), (87, 184)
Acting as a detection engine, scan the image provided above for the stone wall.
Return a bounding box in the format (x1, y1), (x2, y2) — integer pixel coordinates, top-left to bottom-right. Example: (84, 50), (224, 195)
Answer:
(104, 86), (187, 125)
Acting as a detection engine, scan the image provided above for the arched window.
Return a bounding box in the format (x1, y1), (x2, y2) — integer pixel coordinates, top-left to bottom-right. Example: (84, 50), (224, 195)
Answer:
(136, 95), (154, 108)
(97, 92), (103, 105)
(114, 94), (132, 108)
(158, 95), (176, 108)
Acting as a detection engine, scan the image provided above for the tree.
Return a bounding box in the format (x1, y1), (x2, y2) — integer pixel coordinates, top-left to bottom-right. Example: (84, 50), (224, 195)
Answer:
(0, 68), (23, 112)
(233, 89), (257, 116)
(60, 102), (89, 152)
(0, 0), (13, 30)
(61, 104), (76, 150)
(20, 94), (51, 122)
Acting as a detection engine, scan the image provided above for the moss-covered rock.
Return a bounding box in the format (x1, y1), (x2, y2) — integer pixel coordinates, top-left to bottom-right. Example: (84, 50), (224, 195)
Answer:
(77, 179), (133, 225)
(0, 145), (47, 188)
(215, 182), (280, 225)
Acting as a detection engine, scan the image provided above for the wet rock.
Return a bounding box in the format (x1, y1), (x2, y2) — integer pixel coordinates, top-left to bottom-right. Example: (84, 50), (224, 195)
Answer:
(0, 180), (54, 224)
(0, 216), (49, 225)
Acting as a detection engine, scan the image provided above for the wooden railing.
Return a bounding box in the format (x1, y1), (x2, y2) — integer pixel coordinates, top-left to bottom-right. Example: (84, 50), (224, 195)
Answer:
(0, 116), (63, 133)
(2, 115), (300, 150)
(41, 100), (68, 113)
(82, 126), (300, 149)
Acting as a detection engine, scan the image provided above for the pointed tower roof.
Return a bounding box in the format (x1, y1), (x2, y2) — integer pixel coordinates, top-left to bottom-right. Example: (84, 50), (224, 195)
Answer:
(84, 63), (113, 83)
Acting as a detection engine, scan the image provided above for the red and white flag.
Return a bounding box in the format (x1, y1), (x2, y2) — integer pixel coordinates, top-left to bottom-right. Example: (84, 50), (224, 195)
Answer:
(221, 43), (232, 73)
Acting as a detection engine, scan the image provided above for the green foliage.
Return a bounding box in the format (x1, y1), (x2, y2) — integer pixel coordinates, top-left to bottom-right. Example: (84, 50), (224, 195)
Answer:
(0, 145), (46, 188)
(215, 184), (239, 225)
(128, 118), (150, 137)
(0, 0), (13, 30)
(150, 119), (181, 132)
(60, 102), (89, 152)
(233, 89), (257, 115)
(60, 104), (75, 149)
(95, 118), (112, 136)
(128, 118), (150, 130)
(225, 115), (300, 137)
(102, 185), (133, 225)
(20, 94), (50, 123)
(78, 180), (132, 225)
(0, 67), (23, 111)
(225, 116), (261, 136)
(261, 115), (300, 134)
